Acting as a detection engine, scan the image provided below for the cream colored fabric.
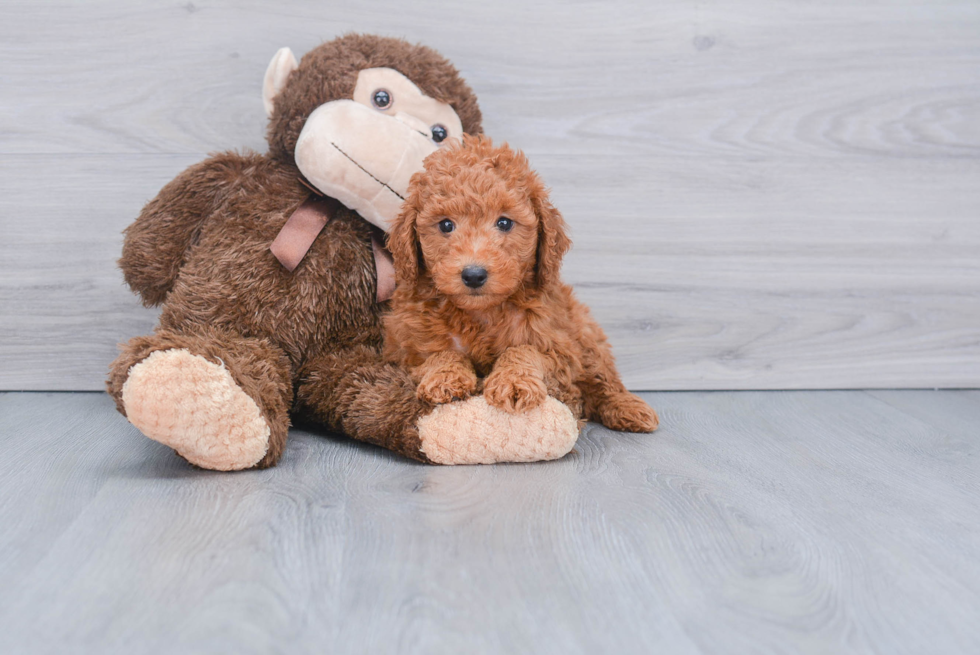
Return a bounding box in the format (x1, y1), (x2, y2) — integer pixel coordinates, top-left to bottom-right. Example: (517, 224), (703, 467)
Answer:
(293, 67), (463, 232)
(352, 68), (463, 140)
(416, 396), (579, 465)
(262, 47), (299, 118)
(121, 349), (270, 471)
(294, 99), (440, 232)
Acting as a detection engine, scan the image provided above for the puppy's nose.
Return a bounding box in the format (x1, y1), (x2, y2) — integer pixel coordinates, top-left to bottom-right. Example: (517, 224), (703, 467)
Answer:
(461, 266), (488, 289)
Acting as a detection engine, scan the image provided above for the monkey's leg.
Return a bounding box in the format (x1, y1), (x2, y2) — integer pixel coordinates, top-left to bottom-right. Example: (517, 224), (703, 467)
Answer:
(107, 326), (293, 470)
(296, 345), (579, 465)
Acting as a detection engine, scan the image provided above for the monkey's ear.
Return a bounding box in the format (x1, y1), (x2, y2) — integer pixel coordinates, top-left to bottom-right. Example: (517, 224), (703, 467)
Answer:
(262, 47), (299, 118)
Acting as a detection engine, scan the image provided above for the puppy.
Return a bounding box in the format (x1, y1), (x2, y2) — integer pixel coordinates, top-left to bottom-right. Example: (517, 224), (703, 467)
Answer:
(383, 135), (658, 434)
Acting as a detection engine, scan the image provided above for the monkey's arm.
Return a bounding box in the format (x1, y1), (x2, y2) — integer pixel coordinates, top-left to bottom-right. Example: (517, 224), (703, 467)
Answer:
(295, 343), (579, 465)
(120, 152), (253, 306)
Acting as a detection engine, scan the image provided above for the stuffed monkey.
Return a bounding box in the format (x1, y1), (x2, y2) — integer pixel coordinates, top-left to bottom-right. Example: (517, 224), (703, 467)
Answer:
(106, 34), (579, 470)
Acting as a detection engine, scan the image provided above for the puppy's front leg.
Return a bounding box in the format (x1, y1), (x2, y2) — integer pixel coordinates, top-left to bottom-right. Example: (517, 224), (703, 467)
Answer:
(414, 351), (478, 405)
(484, 345), (549, 413)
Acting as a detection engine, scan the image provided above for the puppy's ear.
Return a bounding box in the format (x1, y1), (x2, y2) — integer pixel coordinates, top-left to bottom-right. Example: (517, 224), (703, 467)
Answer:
(387, 179), (423, 286)
(531, 180), (571, 289)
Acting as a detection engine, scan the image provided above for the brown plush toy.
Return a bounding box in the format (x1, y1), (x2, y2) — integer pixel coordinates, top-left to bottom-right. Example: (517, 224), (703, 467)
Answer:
(106, 34), (579, 470)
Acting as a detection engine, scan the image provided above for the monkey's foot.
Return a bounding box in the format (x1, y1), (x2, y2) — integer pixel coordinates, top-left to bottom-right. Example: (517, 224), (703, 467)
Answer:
(121, 348), (270, 471)
(416, 395), (578, 465)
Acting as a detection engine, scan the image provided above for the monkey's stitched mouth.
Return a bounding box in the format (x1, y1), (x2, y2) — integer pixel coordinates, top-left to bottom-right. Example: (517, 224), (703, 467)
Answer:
(330, 142), (405, 201)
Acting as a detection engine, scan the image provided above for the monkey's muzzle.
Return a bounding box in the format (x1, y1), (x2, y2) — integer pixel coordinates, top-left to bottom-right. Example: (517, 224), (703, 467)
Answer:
(294, 100), (440, 232)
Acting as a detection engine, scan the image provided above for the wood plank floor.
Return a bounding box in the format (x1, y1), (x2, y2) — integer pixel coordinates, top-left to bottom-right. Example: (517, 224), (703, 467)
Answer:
(1, 391), (977, 654)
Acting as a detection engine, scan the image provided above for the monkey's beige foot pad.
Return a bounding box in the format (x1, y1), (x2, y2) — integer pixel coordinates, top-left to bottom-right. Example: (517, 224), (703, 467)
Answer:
(416, 396), (578, 465)
(121, 349), (270, 471)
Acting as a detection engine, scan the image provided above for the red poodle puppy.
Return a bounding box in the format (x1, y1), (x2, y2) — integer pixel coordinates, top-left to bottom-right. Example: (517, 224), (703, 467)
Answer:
(384, 135), (658, 433)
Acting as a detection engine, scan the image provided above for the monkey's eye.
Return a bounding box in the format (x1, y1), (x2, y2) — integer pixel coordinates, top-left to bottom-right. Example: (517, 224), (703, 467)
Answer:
(438, 219), (455, 234)
(431, 125), (448, 143)
(372, 89), (391, 109)
(496, 217), (514, 232)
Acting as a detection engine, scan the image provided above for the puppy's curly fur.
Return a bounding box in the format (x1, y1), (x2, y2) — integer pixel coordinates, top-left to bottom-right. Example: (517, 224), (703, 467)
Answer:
(384, 135), (658, 433)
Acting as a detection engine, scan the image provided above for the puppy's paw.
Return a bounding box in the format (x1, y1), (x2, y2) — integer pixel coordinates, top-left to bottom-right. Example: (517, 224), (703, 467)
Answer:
(417, 366), (478, 405)
(599, 392), (659, 433)
(484, 370), (548, 413)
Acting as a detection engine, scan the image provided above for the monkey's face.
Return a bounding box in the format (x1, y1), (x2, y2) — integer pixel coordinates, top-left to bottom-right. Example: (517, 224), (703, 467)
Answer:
(295, 68), (464, 232)
(264, 46), (465, 232)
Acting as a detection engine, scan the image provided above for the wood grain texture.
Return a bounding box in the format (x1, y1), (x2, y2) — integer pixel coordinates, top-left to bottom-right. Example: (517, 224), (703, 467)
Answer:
(0, 391), (978, 654)
(1, 0), (979, 390)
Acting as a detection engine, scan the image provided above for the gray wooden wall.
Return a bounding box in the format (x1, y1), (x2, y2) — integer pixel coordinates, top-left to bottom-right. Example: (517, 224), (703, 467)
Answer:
(2, 0), (978, 391)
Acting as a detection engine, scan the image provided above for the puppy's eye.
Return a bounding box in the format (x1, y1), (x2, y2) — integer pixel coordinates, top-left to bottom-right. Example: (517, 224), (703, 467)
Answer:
(496, 217), (514, 232)
(372, 89), (391, 109)
(438, 219), (455, 234)
(431, 125), (448, 143)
